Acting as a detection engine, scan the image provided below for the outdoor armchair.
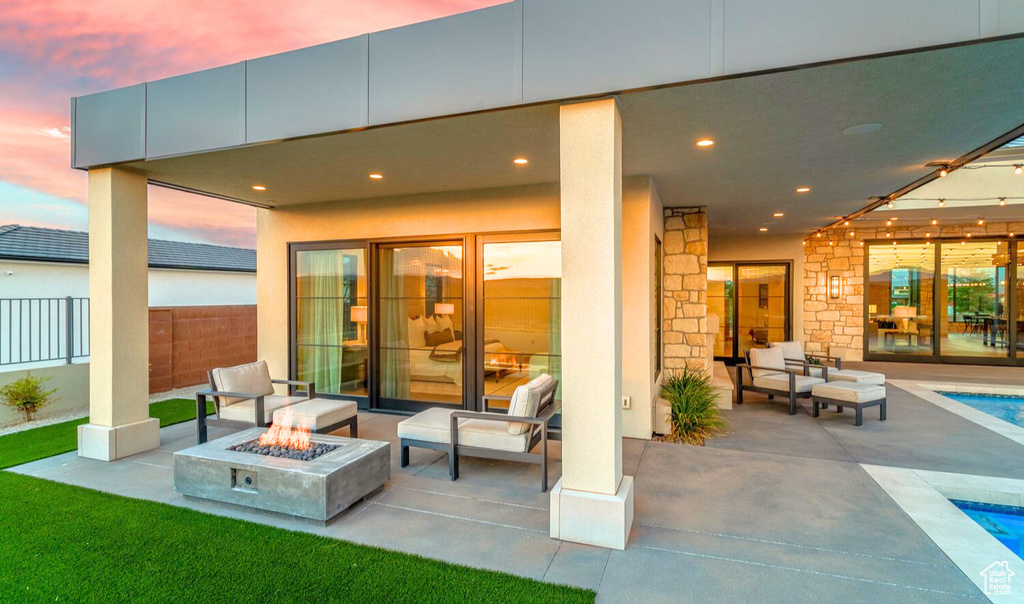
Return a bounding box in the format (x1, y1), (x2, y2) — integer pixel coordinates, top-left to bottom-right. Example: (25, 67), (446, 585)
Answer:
(398, 374), (560, 492)
(737, 347), (824, 415)
(195, 360), (315, 443)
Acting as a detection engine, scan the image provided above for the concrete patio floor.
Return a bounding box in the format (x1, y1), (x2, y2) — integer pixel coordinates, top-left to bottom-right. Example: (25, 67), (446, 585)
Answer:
(9, 363), (1024, 602)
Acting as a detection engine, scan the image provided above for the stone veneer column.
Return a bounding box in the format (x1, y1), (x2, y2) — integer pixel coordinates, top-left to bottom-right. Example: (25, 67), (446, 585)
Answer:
(662, 207), (709, 370)
(803, 237), (864, 360)
(550, 98), (633, 551)
(78, 167), (160, 461)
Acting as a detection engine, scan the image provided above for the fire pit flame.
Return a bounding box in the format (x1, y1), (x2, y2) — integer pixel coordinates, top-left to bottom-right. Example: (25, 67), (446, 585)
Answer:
(257, 408), (311, 450)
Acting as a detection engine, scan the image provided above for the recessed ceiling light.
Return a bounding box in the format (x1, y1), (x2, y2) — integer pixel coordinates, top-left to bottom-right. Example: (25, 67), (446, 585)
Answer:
(796, 187), (811, 193)
(252, 185), (266, 191)
(759, 227), (768, 232)
(696, 138), (715, 147)
(773, 212), (784, 217)
(842, 122), (883, 135)
(369, 173), (383, 180)
(513, 158), (529, 165)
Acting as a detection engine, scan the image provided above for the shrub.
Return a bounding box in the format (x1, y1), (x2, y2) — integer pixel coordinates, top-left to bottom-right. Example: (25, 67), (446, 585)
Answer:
(0, 374), (58, 422)
(661, 366), (726, 445)
(804, 354), (823, 366)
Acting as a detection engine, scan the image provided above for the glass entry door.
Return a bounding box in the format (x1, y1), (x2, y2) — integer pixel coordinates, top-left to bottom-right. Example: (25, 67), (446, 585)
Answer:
(710, 262), (791, 362)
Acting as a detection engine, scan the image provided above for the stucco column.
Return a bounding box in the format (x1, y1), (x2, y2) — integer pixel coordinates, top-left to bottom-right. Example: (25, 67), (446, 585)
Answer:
(78, 167), (160, 461)
(550, 98), (634, 550)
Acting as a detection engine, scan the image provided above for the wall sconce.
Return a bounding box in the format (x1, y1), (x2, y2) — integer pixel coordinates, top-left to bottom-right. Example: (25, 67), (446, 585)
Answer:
(829, 275), (841, 299)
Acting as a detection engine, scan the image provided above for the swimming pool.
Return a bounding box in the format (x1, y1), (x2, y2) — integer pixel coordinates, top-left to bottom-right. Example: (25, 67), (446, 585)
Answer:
(951, 500), (1024, 559)
(937, 392), (1024, 428)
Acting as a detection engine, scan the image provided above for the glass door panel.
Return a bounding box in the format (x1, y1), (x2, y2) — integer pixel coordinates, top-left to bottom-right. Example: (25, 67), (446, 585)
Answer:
(866, 242), (934, 356)
(1016, 244), (1024, 360)
(294, 248), (368, 398)
(939, 240), (1009, 359)
(736, 265), (788, 357)
(378, 243), (464, 410)
(481, 240), (562, 406)
(707, 265), (734, 358)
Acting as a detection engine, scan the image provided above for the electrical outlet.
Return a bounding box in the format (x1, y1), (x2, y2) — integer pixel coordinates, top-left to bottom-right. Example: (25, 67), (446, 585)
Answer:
(621, 396), (631, 410)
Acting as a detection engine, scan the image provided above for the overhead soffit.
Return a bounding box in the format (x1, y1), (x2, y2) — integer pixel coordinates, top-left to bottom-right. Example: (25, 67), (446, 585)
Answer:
(128, 37), (1024, 238)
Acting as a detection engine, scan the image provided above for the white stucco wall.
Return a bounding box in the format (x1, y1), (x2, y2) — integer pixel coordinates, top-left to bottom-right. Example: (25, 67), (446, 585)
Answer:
(0, 260), (255, 306)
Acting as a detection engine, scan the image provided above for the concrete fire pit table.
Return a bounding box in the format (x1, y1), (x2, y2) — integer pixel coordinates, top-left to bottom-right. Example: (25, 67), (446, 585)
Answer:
(174, 428), (390, 524)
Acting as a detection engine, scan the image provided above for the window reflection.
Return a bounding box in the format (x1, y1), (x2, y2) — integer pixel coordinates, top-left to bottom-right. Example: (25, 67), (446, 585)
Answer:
(295, 249), (368, 396)
(867, 243), (934, 355)
(939, 241), (1009, 358)
(378, 244), (464, 406)
(482, 241), (561, 404)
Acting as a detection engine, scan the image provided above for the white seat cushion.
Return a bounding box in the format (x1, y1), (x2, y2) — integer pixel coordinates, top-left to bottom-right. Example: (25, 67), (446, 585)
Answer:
(748, 347), (786, 378)
(218, 394), (306, 423)
(769, 341), (805, 362)
(752, 374), (824, 393)
(828, 370), (885, 386)
(397, 407), (529, 453)
(272, 398), (357, 431)
(211, 361), (275, 405)
(507, 374), (554, 435)
(812, 382), (886, 403)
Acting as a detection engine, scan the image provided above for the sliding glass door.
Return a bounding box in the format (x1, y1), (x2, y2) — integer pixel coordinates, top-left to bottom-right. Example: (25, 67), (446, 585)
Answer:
(478, 236), (562, 408)
(709, 262), (791, 362)
(292, 233), (561, 413)
(293, 245), (369, 400)
(865, 238), (1021, 364)
(378, 242), (465, 412)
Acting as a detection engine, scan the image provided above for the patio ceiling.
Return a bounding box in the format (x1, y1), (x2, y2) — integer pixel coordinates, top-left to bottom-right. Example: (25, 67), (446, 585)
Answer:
(127, 36), (1024, 238)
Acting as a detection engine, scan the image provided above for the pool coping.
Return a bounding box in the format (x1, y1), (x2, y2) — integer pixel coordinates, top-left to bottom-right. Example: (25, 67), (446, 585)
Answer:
(864, 465), (1024, 603)
(889, 380), (1024, 448)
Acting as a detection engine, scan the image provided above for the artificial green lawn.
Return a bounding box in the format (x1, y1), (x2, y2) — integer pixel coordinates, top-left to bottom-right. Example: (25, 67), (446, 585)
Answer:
(0, 403), (595, 603)
(0, 398), (211, 470)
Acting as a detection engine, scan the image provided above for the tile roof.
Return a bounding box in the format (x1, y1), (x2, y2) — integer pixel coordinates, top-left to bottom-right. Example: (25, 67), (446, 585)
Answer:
(0, 225), (255, 273)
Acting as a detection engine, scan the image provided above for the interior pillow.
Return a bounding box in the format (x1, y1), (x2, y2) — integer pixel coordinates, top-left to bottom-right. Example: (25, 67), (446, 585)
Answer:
(423, 315), (439, 335)
(407, 317), (427, 348)
(749, 347), (786, 378)
(424, 329), (455, 347)
(436, 314), (455, 335)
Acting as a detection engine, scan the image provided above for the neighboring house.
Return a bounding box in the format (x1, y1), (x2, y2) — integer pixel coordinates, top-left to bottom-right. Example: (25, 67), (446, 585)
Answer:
(68, 0), (1024, 550)
(0, 224), (256, 306)
(0, 224), (257, 397)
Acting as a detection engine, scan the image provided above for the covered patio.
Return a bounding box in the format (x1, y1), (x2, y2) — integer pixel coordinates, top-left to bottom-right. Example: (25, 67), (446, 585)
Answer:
(12, 362), (1024, 600)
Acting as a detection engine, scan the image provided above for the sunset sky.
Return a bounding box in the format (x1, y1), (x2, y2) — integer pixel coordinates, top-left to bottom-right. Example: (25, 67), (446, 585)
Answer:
(0, 0), (501, 248)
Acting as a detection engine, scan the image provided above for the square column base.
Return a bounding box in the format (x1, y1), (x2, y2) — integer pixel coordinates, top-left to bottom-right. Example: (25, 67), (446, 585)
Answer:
(78, 417), (160, 461)
(550, 475), (634, 550)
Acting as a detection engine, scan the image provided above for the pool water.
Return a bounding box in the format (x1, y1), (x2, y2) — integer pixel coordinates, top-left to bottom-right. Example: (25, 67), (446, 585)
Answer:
(938, 392), (1024, 427)
(951, 500), (1024, 559)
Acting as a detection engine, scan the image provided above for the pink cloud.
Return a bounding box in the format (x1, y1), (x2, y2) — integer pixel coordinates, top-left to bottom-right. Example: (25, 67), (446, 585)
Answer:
(0, 0), (503, 246)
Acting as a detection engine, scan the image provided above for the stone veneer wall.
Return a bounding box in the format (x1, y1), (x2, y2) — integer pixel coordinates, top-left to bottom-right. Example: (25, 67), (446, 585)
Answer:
(803, 219), (1024, 361)
(663, 207), (709, 370)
